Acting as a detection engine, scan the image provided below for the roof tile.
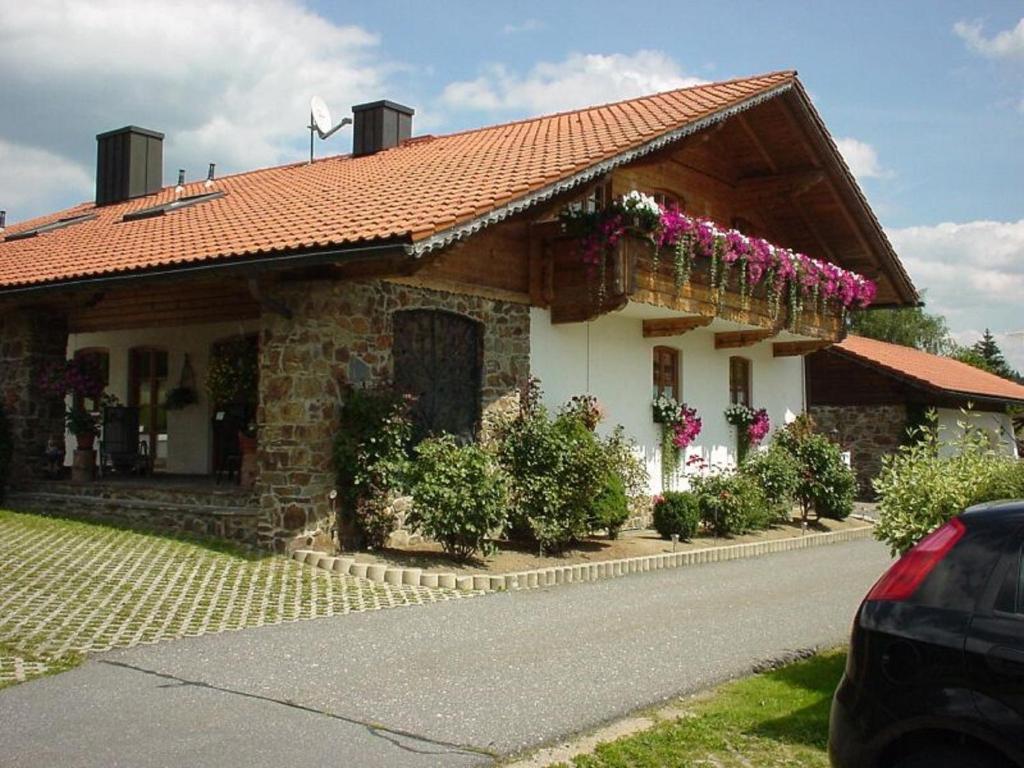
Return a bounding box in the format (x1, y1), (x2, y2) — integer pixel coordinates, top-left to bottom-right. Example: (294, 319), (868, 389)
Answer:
(0, 71), (797, 289)
(837, 335), (1024, 404)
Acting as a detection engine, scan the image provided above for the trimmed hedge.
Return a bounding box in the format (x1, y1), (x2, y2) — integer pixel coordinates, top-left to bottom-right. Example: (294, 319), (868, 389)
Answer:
(652, 492), (701, 541)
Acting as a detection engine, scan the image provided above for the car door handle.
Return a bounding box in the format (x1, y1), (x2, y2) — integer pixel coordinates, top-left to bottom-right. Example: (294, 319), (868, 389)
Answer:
(986, 646), (1024, 676)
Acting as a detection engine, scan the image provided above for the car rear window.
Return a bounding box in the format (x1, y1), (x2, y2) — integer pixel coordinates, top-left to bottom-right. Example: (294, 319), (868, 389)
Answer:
(994, 543), (1024, 615)
(912, 527), (1003, 611)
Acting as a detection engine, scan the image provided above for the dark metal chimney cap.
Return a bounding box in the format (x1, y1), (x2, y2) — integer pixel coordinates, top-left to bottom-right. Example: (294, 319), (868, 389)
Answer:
(351, 100), (414, 116)
(96, 125), (165, 141)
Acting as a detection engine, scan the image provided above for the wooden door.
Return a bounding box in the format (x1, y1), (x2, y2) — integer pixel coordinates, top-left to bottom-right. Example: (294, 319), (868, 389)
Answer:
(128, 347), (168, 467)
(393, 310), (483, 442)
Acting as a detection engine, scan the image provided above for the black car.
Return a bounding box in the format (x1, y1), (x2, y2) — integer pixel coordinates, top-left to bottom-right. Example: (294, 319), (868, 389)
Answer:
(830, 501), (1024, 768)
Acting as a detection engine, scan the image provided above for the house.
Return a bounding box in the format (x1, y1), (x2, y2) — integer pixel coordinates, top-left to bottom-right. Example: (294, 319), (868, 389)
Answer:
(0, 71), (917, 549)
(807, 335), (1024, 495)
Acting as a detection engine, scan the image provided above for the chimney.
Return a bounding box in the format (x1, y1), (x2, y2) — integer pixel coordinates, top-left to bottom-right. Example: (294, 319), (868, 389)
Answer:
(95, 126), (164, 206)
(351, 100), (414, 157)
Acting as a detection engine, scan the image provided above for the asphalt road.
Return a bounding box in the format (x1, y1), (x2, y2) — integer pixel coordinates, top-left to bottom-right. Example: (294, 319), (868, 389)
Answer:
(0, 538), (891, 767)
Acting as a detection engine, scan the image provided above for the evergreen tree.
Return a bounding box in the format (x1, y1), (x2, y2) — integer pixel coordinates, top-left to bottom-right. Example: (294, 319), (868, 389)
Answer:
(970, 329), (1018, 381)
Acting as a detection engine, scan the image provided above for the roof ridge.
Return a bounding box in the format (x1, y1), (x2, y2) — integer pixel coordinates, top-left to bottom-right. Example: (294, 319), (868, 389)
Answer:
(423, 69), (798, 143)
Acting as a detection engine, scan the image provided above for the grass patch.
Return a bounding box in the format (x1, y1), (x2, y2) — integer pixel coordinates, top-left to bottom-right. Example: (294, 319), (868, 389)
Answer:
(0, 641), (82, 690)
(557, 649), (844, 767)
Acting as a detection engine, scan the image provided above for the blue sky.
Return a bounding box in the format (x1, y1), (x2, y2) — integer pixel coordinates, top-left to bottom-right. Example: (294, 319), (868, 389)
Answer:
(1, 0), (1022, 361)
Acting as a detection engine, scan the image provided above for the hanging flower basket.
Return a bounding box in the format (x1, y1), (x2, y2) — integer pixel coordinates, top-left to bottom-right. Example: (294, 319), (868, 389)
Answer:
(560, 191), (877, 325)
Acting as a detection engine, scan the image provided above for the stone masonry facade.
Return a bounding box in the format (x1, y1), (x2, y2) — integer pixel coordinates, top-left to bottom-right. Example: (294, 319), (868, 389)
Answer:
(0, 309), (68, 483)
(809, 404), (908, 499)
(256, 278), (530, 550)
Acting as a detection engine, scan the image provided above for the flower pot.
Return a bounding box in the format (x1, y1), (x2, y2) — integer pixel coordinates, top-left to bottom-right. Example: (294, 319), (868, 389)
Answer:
(75, 432), (96, 450)
(238, 434), (257, 455)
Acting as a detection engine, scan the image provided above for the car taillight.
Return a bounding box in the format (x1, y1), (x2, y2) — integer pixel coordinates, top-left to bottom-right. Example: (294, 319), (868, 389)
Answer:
(866, 517), (967, 602)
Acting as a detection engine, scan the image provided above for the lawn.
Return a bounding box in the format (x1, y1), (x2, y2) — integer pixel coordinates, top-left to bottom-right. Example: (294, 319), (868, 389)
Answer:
(0, 508), (470, 687)
(554, 650), (844, 767)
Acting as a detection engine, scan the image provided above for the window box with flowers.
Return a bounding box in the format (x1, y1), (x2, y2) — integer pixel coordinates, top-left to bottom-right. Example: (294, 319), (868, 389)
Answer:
(652, 394), (702, 487)
(724, 404), (771, 463)
(559, 190), (877, 328)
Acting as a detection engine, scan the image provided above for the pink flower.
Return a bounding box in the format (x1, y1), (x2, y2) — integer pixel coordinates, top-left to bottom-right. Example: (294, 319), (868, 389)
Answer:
(747, 408), (770, 444)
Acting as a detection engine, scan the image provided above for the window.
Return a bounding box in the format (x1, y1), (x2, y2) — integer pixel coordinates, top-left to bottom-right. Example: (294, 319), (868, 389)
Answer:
(651, 191), (684, 211)
(565, 181), (612, 215)
(995, 543), (1024, 615)
(729, 356), (751, 406)
(393, 310), (483, 442)
(731, 217), (756, 236)
(653, 346), (680, 400)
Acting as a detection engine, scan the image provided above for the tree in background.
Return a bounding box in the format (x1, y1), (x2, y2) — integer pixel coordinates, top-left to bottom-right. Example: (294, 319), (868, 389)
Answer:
(971, 329), (1019, 381)
(848, 298), (952, 355)
(948, 345), (998, 375)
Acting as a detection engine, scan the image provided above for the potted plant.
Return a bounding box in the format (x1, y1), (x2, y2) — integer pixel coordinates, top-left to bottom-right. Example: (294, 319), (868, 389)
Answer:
(724, 404), (770, 463)
(39, 357), (108, 451)
(652, 394), (702, 487)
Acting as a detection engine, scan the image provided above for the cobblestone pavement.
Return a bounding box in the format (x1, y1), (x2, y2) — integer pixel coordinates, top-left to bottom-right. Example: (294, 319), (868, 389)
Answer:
(0, 510), (476, 683)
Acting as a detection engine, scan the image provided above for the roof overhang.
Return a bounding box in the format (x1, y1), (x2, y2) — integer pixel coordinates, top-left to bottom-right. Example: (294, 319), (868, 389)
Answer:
(827, 346), (1024, 408)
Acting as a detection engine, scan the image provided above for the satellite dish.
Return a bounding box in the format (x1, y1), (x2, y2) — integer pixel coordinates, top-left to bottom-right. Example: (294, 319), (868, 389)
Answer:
(307, 96), (352, 162)
(310, 96), (333, 139)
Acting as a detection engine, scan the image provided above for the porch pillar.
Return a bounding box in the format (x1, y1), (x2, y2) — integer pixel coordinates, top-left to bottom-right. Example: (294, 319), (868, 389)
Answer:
(0, 309), (69, 484)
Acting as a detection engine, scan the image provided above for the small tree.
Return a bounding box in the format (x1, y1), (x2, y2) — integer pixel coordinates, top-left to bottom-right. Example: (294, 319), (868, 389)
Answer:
(775, 423), (855, 523)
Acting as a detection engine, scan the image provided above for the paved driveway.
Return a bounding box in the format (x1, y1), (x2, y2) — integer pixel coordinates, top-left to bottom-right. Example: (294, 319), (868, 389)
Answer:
(0, 538), (892, 767)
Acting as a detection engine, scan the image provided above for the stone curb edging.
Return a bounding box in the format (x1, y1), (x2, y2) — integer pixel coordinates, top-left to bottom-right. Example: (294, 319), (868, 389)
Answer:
(292, 524), (875, 593)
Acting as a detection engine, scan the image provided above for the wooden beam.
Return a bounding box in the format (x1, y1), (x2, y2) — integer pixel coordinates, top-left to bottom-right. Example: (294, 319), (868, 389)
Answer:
(737, 114), (778, 173)
(714, 329), (777, 350)
(735, 168), (826, 199)
(773, 340), (832, 357)
(642, 316), (713, 338)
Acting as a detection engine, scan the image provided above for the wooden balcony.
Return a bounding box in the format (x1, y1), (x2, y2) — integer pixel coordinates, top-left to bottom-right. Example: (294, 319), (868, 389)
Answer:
(539, 232), (844, 341)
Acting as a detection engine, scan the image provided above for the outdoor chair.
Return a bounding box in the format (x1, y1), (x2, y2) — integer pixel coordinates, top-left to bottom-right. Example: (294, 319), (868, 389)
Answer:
(100, 406), (150, 476)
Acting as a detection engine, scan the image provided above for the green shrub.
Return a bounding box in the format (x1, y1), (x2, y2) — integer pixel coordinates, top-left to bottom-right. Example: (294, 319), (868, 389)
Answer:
(693, 473), (769, 536)
(332, 387), (412, 549)
(494, 385), (610, 553)
(874, 412), (1017, 555)
(592, 472), (630, 539)
(652, 491), (701, 540)
(0, 404), (11, 503)
(604, 425), (651, 522)
(408, 435), (508, 561)
(740, 446), (799, 522)
(775, 424), (855, 522)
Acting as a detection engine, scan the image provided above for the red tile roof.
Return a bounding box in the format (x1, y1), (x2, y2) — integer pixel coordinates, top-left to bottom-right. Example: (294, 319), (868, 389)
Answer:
(835, 335), (1024, 404)
(0, 72), (801, 290)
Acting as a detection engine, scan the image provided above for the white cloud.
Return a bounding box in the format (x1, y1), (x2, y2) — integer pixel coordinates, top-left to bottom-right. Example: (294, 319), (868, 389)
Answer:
(0, 0), (395, 222)
(888, 219), (1024, 368)
(835, 137), (892, 180)
(502, 19), (543, 35)
(440, 51), (707, 115)
(0, 139), (93, 216)
(954, 18), (1024, 60)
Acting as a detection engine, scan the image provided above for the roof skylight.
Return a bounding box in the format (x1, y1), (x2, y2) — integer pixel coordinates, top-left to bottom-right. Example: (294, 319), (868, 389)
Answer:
(3, 213), (98, 242)
(122, 191), (225, 223)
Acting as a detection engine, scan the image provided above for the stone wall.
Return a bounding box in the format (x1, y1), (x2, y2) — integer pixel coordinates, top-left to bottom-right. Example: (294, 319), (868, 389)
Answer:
(809, 404), (908, 499)
(8, 481), (260, 542)
(256, 278), (530, 550)
(0, 310), (69, 483)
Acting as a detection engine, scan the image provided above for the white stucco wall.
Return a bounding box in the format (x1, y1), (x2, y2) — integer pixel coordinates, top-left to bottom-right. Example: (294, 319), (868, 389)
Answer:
(66, 319), (259, 474)
(936, 407), (1019, 459)
(530, 305), (805, 493)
